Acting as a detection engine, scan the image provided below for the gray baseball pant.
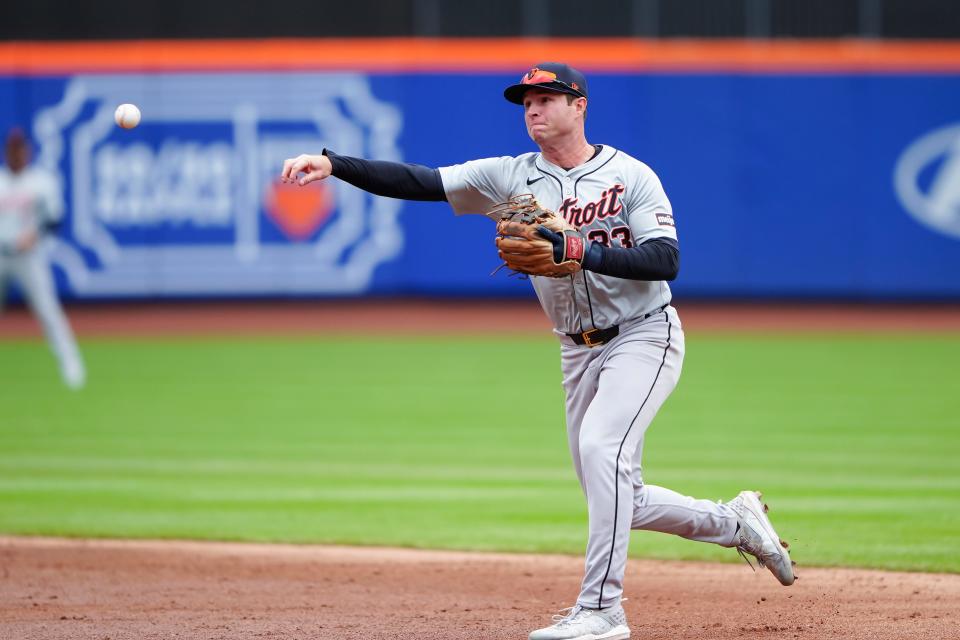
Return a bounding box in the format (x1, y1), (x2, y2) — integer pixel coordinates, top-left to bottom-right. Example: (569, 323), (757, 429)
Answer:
(560, 305), (739, 610)
(0, 247), (85, 388)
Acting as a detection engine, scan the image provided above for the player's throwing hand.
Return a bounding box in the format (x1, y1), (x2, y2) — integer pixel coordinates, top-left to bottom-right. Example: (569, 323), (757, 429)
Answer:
(280, 154), (332, 186)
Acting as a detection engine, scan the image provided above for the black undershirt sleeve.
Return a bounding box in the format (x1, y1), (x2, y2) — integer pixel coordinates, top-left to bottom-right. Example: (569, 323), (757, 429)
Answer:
(323, 149), (447, 202)
(581, 237), (680, 281)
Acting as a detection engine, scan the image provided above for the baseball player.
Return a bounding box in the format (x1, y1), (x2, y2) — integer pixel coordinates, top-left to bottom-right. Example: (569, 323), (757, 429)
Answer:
(281, 62), (794, 640)
(0, 127), (86, 390)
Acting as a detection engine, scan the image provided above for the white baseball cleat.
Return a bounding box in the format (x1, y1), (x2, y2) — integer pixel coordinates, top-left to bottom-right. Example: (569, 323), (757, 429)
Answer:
(62, 360), (86, 390)
(528, 602), (630, 640)
(728, 490), (795, 586)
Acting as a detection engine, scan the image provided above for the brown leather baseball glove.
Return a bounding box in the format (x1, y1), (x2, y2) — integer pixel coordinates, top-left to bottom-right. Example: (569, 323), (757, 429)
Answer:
(490, 195), (587, 278)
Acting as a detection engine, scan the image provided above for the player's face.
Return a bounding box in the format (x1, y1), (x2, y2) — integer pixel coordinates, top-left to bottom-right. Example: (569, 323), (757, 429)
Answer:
(523, 89), (584, 145)
(4, 138), (29, 173)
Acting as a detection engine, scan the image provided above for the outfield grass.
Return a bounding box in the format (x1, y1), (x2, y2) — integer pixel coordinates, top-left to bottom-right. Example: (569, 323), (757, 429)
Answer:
(0, 334), (957, 572)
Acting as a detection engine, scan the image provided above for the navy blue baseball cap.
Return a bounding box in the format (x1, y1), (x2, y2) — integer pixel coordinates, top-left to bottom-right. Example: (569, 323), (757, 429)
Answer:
(503, 62), (588, 105)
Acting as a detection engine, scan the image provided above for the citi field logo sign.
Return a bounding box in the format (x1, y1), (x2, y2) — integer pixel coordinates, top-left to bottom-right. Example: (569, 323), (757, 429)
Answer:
(893, 123), (960, 241)
(32, 73), (404, 296)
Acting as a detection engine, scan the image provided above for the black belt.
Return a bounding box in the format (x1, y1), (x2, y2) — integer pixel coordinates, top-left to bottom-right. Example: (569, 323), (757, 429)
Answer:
(567, 325), (619, 347)
(566, 305), (668, 348)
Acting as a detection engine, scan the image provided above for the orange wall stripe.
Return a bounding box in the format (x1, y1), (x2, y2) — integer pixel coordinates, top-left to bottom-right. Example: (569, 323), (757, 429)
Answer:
(1, 38), (960, 75)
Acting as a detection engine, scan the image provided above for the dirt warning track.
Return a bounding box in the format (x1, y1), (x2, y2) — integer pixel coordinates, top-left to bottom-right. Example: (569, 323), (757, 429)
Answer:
(1, 300), (958, 338)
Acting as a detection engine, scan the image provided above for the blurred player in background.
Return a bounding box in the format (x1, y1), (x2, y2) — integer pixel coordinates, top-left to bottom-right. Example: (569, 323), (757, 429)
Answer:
(0, 127), (86, 389)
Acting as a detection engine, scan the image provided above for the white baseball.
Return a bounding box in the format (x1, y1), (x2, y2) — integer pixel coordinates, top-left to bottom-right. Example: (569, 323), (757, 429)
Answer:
(114, 103), (141, 129)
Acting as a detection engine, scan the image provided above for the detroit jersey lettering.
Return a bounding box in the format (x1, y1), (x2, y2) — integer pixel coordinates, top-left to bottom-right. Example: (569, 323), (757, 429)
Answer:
(439, 145), (676, 334)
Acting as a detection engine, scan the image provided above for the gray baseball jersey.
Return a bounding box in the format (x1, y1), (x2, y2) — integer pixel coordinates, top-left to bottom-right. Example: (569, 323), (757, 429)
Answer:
(0, 166), (63, 252)
(441, 146), (742, 611)
(439, 145), (677, 334)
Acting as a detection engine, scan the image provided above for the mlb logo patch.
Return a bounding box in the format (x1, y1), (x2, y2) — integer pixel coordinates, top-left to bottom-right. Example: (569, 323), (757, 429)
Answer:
(656, 213), (675, 227)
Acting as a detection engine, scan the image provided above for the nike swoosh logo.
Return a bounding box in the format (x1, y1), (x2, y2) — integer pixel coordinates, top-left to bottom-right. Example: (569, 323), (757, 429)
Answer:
(526, 176), (545, 185)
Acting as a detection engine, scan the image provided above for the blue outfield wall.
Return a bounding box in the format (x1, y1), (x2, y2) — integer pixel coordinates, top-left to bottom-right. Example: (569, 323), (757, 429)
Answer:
(1, 71), (958, 300)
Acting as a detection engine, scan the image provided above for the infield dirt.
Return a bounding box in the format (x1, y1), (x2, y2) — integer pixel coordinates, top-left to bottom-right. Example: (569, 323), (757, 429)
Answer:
(2, 536), (958, 640)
